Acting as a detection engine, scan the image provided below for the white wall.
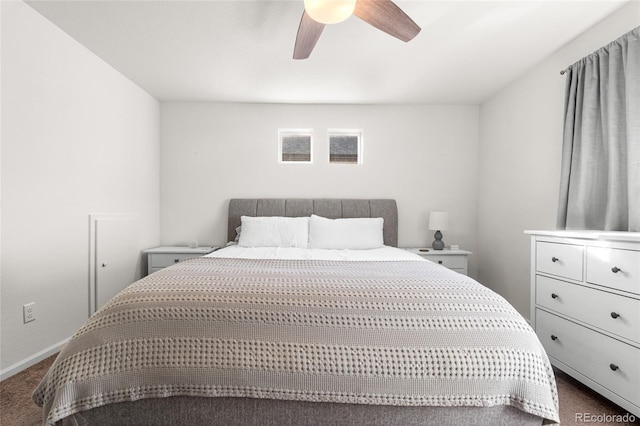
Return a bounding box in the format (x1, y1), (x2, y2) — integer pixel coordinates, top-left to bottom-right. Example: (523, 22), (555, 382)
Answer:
(0, 1), (160, 373)
(160, 102), (479, 267)
(477, 2), (639, 318)
(3, 0), (633, 377)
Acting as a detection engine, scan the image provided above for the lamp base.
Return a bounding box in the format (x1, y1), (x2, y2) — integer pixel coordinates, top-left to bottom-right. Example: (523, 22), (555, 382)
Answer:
(431, 230), (445, 250)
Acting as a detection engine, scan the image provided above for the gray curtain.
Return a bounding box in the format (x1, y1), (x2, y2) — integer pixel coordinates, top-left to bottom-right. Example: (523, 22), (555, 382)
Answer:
(557, 26), (639, 232)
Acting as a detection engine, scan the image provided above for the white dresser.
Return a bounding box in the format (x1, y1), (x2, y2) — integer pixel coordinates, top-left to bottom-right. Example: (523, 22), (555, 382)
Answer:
(525, 230), (640, 417)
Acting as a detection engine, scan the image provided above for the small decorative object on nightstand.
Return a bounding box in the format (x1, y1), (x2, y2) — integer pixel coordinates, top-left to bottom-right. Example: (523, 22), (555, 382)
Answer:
(429, 211), (449, 250)
(404, 247), (471, 275)
(143, 246), (218, 275)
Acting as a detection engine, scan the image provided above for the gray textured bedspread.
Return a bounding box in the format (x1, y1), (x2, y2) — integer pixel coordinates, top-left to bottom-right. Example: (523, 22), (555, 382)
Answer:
(33, 257), (559, 425)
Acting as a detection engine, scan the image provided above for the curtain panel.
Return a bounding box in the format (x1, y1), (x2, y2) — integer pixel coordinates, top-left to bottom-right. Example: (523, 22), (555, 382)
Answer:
(557, 26), (639, 232)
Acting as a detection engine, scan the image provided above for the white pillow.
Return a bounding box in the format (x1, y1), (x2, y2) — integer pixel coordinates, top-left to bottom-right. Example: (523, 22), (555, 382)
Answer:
(238, 216), (309, 248)
(308, 214), (384, 250)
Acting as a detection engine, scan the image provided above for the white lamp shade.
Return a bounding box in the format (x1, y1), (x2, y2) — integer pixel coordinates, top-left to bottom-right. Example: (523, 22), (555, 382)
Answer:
(429, 211), (449, 231)
(304, 0), (356, 24)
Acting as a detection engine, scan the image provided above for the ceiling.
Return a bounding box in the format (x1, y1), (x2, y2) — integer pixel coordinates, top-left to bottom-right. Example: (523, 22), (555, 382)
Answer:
(26, 0), (629, 104)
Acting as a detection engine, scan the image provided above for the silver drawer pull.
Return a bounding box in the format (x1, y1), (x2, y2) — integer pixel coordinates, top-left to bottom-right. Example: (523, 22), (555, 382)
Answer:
(551, 257), (559, 263)
(611, 266), (621, 273)
(550, 335), (558, 341)
(610, 312), (620, 319)
(610, 363), (619, 371)
(551, 293), (559, 299)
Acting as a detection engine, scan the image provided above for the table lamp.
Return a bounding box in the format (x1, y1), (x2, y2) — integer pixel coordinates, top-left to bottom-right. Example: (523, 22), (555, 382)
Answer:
(429, 211), (449, 250)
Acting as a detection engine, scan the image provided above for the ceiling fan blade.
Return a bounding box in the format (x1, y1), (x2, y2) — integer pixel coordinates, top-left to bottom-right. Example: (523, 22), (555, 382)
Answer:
(293, 11), (326, 59)
(353, 0), (421, 42)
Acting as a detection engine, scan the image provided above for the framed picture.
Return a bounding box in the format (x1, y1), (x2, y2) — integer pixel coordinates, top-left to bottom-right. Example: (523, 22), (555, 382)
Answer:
(278, 129), (313, 163)
(328, 129), (362, 165)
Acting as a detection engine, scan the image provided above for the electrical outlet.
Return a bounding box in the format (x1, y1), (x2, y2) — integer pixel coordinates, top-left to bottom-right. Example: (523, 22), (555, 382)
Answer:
(23, 303), (36, 323)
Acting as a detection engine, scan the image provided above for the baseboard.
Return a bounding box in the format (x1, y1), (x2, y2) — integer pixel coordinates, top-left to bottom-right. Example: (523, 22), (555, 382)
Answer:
(0, 337), (69, 381)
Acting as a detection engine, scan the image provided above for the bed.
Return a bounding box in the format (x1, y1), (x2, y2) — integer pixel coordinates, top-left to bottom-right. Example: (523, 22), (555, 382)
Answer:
(34, 198), (559, 425)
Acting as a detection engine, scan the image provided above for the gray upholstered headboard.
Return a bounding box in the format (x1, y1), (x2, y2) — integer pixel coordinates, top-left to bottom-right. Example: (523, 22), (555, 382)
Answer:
(228, 199), (398, 247)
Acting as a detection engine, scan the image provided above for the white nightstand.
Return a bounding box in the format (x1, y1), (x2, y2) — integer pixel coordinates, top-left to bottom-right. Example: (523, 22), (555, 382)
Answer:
(143, 246), (218, 275)
(403, 247), (472, 275)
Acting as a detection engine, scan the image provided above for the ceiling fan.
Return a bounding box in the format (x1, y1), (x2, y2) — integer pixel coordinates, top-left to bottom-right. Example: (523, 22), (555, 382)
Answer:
(293, 0), (421, 59)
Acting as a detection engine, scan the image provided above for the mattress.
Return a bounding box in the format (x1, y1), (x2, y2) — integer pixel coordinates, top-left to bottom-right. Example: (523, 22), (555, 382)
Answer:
(33, 246), (559, 425)
(206, 244), (425, 261)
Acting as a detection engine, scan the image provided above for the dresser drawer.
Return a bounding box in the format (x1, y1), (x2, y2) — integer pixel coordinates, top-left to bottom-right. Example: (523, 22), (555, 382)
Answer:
(150, 253), (197, 268)
(537, 309), (640, 406)
(536, 275), (640, 344)
(425, 255), (466, 269)
(536, 242), (584, 281)
(587, 247), (640, 295)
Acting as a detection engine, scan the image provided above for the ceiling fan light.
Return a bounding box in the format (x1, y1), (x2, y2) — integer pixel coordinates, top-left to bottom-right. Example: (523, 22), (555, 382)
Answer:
(304, 0), (356, 24)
